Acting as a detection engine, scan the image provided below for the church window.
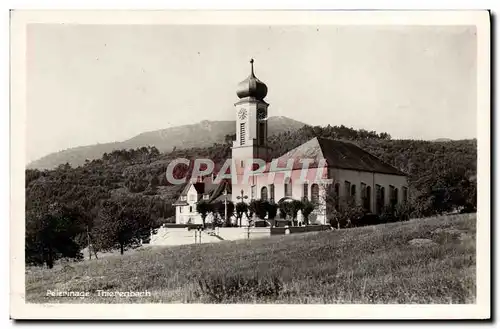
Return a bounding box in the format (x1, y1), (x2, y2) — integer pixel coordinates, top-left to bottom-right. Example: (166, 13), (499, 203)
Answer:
(303, 183), (309, 200)
(365, 185), (372, 212)
(376, 184), (383, 214)
(189, 206), (193, 213)
(240, 123), (246, 145)
(334, 183), (340, 211)
(376, 186), (385, 214)
(261, 186), (268, 201)
(344, 181), (351, 201)
(284, 177), (292, 198)
(311, 184), (320, 204)
(269, 184), (275, 202)
(389, 186), (398, 206)
(361, 183), (367, 206)
(389, 185), (394, 206)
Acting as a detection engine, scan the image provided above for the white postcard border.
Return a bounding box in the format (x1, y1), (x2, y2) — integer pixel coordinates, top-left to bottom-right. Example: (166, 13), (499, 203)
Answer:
(10, 10), (491, 320)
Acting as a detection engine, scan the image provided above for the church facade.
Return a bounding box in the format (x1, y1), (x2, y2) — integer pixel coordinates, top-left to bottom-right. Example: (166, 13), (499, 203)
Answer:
(174, 60), (408, 226)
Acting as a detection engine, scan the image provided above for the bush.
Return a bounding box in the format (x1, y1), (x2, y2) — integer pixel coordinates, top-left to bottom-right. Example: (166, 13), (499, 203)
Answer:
(352, 213), (380, 227)
(395, 203), (411, 222)
(380, 203), (412, 224)
(379, 205), (398, 223)
(197, 273), (283, 303)
(328, 200), (365, 229)
(301, 200), (316, 226)
(267, 202), (278, 220)
(249, 200), (268, 220)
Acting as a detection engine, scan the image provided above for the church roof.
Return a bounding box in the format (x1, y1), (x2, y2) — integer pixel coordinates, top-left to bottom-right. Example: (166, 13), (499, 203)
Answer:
(173, 179), (231, 206)
(269, 137), (406, 176)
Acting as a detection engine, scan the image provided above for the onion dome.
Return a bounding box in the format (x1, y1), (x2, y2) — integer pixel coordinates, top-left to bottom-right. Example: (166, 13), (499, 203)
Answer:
(236, 59), (268, 100)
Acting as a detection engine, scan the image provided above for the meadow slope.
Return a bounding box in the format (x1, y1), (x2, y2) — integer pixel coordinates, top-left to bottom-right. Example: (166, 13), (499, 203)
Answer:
(26, 213), (476, 304)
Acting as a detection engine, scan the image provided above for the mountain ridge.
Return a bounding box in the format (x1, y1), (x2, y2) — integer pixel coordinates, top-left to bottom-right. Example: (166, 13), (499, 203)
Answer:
(27, 116), (306, 170)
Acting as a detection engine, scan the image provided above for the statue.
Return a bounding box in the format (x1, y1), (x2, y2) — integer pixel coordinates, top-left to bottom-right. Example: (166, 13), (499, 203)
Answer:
(297, 209), (304, 226)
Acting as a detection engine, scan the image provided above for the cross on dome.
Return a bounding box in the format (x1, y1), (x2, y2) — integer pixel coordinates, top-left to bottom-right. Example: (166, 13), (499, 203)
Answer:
(236, 58), (268, 100)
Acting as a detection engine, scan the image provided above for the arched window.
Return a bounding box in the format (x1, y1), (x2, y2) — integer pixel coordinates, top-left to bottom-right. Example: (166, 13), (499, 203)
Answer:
(303, 183), (309, 200)
(389, 185), (396, 206)
(376, 184), (384, 214)
(284, 177), (292, 198)
(261, 186), (268, 201)
(344, 181), (351, 198)
(381, 187), (385, 209)
(269, 184), (275, 202)
(365, 186), (372, 212)
(311, 184), (320, 204)
(334, 183), (340, 211)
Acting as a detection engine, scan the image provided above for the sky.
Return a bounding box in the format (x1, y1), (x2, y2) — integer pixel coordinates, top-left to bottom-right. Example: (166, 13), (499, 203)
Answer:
(26, 24), (477, 163)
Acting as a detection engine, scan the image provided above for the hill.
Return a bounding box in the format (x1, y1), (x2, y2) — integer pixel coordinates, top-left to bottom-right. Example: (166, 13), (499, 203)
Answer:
(25, 124), (477, 232)
(25, 213), (476, 304)
(27, 116), (306, 170)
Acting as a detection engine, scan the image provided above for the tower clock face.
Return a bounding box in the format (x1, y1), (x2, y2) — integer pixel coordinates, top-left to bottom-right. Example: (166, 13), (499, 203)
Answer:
(238, 108), (247, 120)
(257, 109), (267, 120)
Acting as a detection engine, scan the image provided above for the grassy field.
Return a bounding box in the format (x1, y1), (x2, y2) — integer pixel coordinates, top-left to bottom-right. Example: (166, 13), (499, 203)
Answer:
(26, 213), (476, 304)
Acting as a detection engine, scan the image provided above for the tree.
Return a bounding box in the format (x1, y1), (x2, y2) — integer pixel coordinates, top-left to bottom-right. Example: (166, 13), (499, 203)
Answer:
(92, 197), (154, 255)
(25, 203), (84, 268)
(301, 200), (316, 226)
(277, 199), (290, 220)
(290, 200), (303, 226)
(196, 201), (213, 229)
(328, 198), (365, 229)
(267, 202), (278, 220)
(249, 200), (268, 220)
(321, 182), (364, 229)
(235, 202), (249, 227)
(277, 199), (303, 225)
(213, 200), (235, 227)
(144, 174), (159, 195)
(225, 201), (235, 227)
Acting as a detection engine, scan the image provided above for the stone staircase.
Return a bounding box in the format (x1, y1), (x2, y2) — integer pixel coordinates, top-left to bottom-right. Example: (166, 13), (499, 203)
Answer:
(150, 227), (222, 246)
(149, 226), (272, 247)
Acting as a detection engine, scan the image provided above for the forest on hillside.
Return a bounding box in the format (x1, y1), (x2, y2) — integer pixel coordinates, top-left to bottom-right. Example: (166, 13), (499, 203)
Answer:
(25, 124), (476, 267)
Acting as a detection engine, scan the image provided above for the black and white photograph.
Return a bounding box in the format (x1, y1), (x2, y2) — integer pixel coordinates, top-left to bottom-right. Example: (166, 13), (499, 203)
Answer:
(9, 10), (490, 320)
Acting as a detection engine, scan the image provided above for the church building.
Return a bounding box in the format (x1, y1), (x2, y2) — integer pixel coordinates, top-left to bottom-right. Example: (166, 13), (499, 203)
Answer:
(174, 60), (408, 226)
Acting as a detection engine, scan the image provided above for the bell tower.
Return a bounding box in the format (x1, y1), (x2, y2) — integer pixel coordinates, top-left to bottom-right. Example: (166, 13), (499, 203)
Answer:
(232, 59), (269, 165)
